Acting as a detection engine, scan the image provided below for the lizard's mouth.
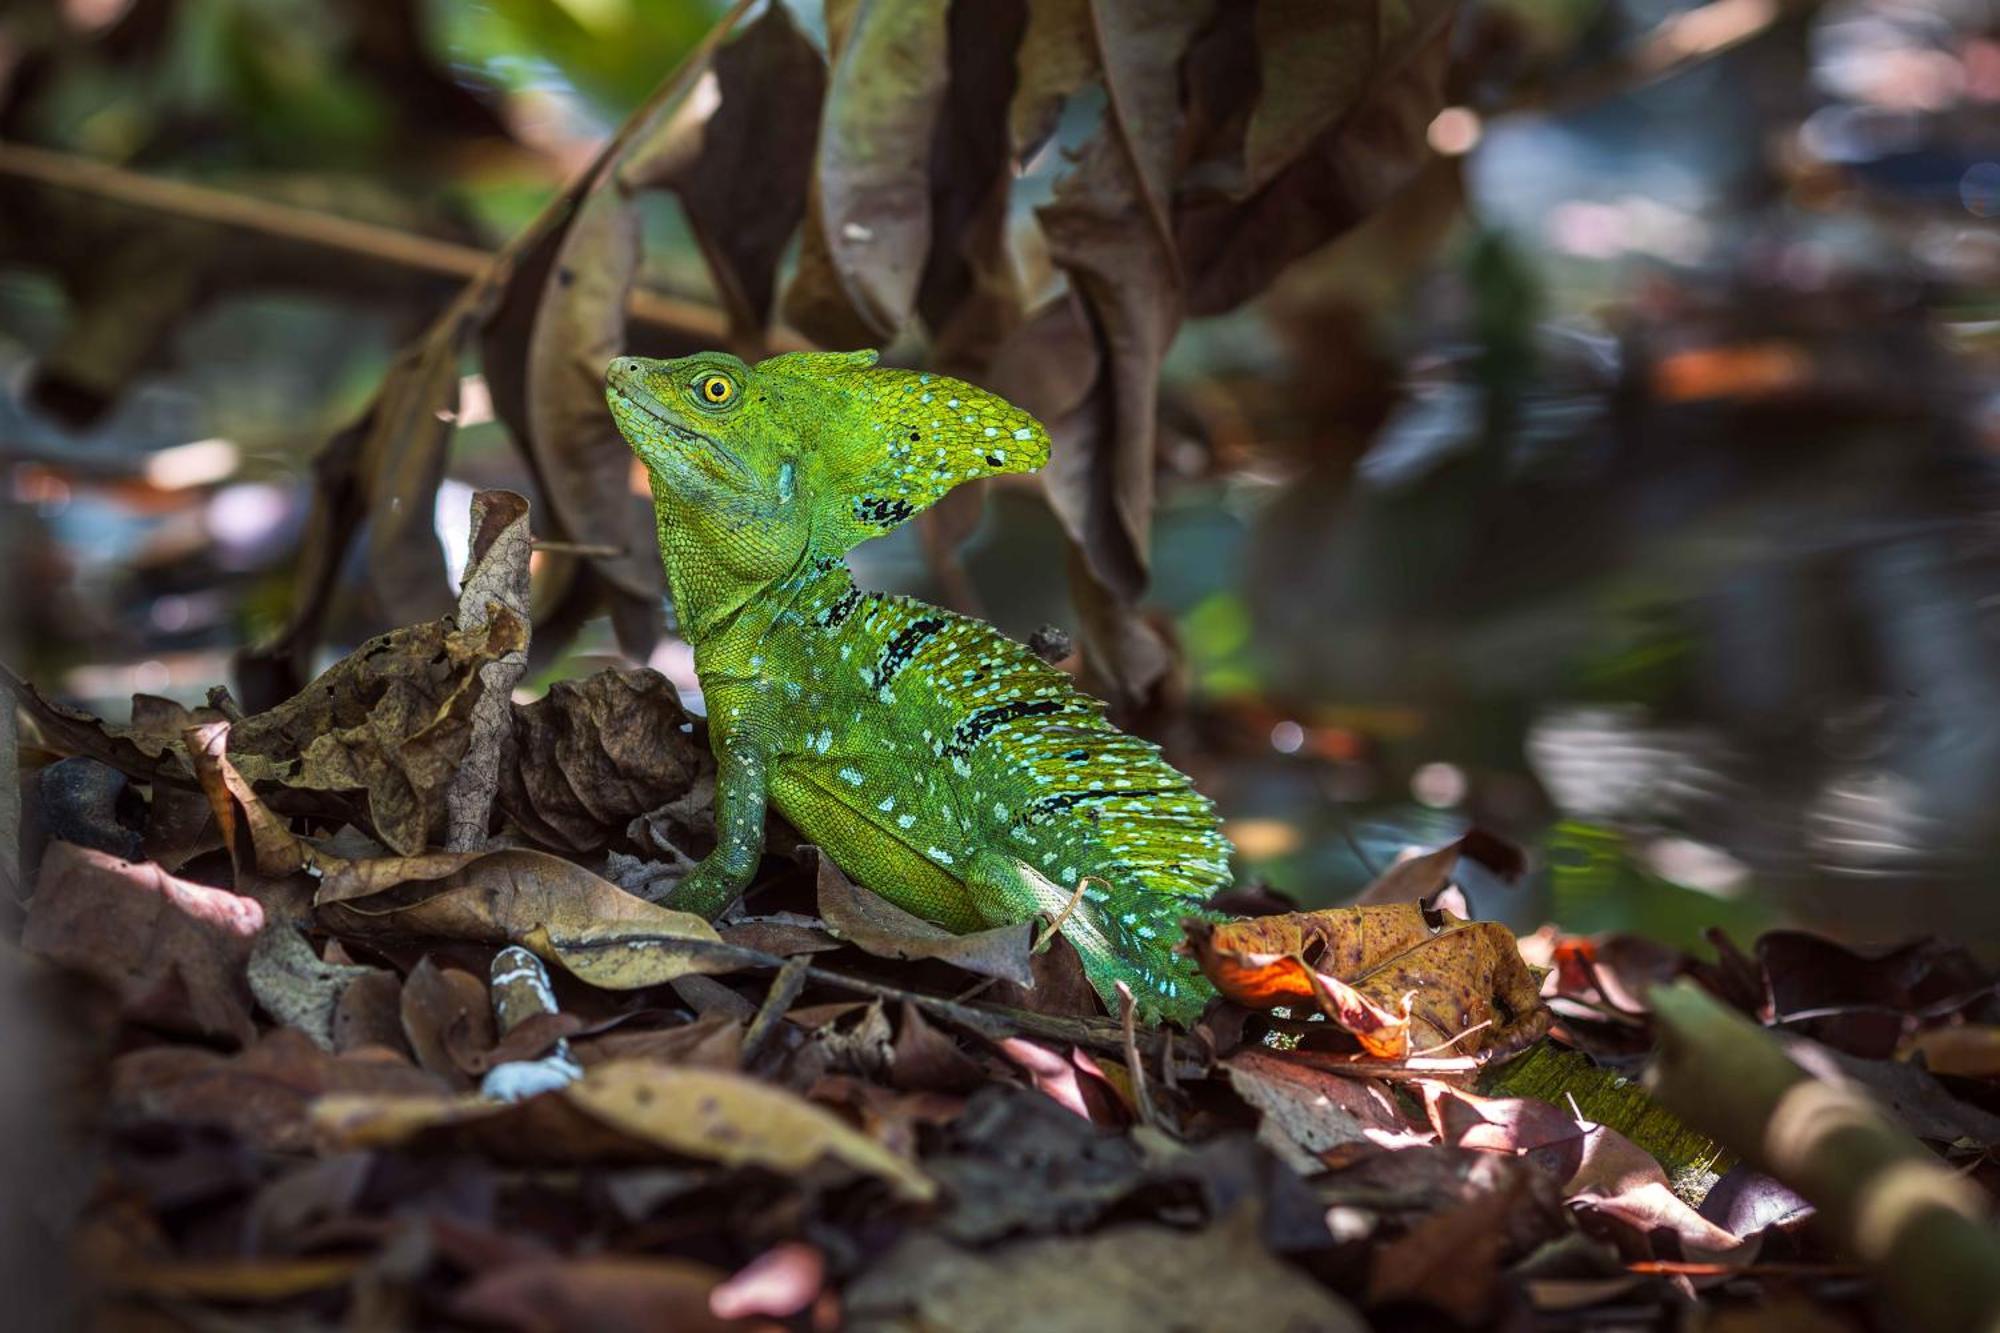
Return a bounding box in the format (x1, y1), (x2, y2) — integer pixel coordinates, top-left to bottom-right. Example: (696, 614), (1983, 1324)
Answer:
(609, 383), (756, 487)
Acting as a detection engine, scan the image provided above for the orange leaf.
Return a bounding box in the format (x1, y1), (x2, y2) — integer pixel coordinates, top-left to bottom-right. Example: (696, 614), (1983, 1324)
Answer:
(1186, 903), (1550, 1062)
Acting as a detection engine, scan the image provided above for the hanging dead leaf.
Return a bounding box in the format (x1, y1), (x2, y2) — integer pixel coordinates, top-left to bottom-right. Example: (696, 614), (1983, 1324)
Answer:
(781, 0), (950, 345)
(1178, 1), (1454, 315)
(642, 2), (826, 348)
(1186, 903), (1550, 1061)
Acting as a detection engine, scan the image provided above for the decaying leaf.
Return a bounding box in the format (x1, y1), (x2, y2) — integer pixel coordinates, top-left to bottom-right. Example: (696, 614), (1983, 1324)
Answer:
(645, 2), (826, 347)
(1224, 1047), (1426, 1171)
(246, 926), (381, 1053)
(451, 1256), (753, 1333)
(496, 667), (712, 854)
(113, 1028), (447, 1152)
(313, 846), (733, 990)
(782, 0), (950, 346)
(813, 853), (1035, 987)
(1186, 902), (1551, 1061)
(445, 489), (533, 851)
(313, 1059), (933, 1202)
(846, 1212), (1366, 1333)
(24, 841), (263, 1044)
(1352, 827), (1526, 907)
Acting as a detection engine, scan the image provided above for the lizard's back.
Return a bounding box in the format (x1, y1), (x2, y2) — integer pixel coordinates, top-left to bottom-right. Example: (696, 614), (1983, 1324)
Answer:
(766, 588), (1232, 1013)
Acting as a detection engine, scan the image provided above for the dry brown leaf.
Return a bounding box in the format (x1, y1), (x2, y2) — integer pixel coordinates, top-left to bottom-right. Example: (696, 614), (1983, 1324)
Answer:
(1366, 1166), (1531, 1322)
(312, 1059), (934, 1202)
(399, 956), (495, 1088)
(114, 1028), (446, 1152)
(1351, 828), (1526, 907)
(451, 1256), (758, 1333)
(1186, 902), (1551, 1061)
(645, 2), (825, 346)
(782, 0), (950, 345)
(813, 853), (1034, 987)
(1900, 1026), (2000, 1078)
(313, 845), (733, 991)
(246, 925), (381, 1051)
(496, 667), (712, 855)
(445, 489), (532, 851)
(846, 1213), (1365, 1332)
(1224, 1048), (1426, 1171)
(23, 841), (262, 1044)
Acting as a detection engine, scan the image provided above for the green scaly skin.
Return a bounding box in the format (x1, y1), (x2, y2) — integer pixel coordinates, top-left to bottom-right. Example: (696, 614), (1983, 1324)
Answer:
(605, 349), (1233, 1025)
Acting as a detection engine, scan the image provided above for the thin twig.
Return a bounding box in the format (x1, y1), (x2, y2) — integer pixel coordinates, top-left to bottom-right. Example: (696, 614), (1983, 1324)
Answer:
(1408, 1018), (1493, 1058)
(0, 137), (808, 352)
(530, 541), (628, 557)
(1117, 982), (1161, 1129)
(1033, 875), (1106, 953)
(740, 956), (811, 1064)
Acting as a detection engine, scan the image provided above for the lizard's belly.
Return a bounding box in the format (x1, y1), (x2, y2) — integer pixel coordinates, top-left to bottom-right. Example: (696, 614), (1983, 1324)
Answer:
(769, 759), (986, 933)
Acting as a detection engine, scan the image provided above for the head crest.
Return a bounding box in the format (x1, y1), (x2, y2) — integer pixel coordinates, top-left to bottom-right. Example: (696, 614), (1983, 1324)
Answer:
(761, 351), (1052, 551)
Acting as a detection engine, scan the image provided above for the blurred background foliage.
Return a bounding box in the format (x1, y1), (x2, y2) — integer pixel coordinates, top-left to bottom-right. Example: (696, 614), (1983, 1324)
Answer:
(2, 0), (1997, 946)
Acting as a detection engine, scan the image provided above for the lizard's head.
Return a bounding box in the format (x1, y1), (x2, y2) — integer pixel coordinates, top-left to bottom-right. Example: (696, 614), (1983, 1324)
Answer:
(607, 348), (1051, 575)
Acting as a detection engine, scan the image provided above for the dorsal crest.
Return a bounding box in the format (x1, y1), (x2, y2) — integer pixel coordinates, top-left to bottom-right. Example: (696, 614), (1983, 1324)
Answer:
(761, 350), (1052, 551)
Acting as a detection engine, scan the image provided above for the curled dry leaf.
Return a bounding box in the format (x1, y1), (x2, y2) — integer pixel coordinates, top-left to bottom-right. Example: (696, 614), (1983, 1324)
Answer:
(496, 667), (712, 854)
(645, 1), (826, 346)
(445, 489), (532, 851)
(1422, 1080), (1748, 1256)
(1185, 902), (1551, 1061)
(399, 956), (496, 1088)
(9, 511), (531, 860)
(313, 846), (733, 990)
(813, 852), (1035, 987)
(23, 841), (263, 1044)
(1351, 827), (1526, 907)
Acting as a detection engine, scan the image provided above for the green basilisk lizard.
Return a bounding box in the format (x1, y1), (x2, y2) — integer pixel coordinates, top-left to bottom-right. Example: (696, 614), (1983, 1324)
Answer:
(606, 349), (1233, 1025)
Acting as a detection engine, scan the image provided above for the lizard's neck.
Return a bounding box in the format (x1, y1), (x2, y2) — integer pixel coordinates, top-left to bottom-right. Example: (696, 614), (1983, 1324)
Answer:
(655, 500), (854, 659)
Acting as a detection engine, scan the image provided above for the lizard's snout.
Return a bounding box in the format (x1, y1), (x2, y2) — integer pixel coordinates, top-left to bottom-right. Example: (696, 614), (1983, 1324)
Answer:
(606, 356), (643, 390)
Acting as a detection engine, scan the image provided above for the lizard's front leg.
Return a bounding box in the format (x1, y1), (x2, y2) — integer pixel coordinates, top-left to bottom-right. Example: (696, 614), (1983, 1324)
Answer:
(666, 704), (771, 920)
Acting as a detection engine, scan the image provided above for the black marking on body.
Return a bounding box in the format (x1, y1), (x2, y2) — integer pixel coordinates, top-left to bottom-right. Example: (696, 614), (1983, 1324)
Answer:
(944, 699), (1065, 758)
(854, 496), (916, 528)
(877, 615), (945, 681)
(1024, 786), (1168, 823)
(816, 586), (864, 628)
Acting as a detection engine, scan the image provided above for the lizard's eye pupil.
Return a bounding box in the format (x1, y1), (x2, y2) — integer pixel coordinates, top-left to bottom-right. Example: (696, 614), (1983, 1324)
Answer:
(698, 375), (734, 405)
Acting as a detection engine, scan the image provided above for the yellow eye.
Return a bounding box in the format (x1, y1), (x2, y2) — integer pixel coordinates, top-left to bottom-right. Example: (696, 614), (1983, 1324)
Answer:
(697, 374), (735, 405)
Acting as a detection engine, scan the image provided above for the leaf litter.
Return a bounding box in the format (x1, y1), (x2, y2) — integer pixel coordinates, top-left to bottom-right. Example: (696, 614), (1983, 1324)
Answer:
(10, 491), (2000, 1332)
